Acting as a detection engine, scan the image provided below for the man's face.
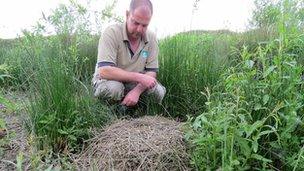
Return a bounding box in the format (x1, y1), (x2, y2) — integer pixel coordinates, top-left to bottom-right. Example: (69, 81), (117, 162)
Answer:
(126, 7), (152, 40)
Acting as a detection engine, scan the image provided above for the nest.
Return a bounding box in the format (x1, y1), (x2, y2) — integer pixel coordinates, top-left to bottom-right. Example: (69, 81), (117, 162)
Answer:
(75, 116), (190, 170)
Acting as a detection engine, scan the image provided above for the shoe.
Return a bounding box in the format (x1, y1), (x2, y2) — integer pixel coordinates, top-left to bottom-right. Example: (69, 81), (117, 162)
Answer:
(115, 104), (141, 118)
(116, 104), (128, 114)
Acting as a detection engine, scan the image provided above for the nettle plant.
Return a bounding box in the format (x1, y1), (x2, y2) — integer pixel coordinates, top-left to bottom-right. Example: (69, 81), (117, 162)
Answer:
(188, 1), (304, 170)
(188, 33), (304, 170)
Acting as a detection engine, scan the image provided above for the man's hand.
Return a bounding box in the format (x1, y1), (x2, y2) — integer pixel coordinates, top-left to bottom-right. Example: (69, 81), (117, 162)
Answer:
(137, 74), (157, 89)
(121, 89), (141, 107)
(122, 71), (157, 107)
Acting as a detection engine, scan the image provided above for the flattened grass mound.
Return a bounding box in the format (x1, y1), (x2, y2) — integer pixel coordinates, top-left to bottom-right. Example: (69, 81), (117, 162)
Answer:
(76, 116), (190, 170)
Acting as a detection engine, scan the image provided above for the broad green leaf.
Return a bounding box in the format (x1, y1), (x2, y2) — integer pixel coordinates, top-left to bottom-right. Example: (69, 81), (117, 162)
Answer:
(0, 118), (6, 128)
(238, 138), (251, 158)
(251, 154), (272, 163)
(284, 61), (296, 67)
(257, 130), (275, 140)
(260, 129), (275, 136)
(252, 140), (258, 153)
(263, 66), (276, 78)
(68, 134), (77, 141)
(38, 120), (49, 124)
(245, 120), (264, 138)
(0, 95), (16, 111)
(16, 152), (24, 171)
(58, 129), (69, 135)
(231, 160), (240, 166)
(263, 95), (269, 105)
(245, 60), (255, 68)
(193, 114), (211, 131)
(254, 103), (262, 111)
(199, 115), (210, 125)
(192, 120), (201, 130)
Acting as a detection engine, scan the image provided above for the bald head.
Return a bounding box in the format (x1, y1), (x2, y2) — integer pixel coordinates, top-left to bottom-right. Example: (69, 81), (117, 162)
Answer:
(129, 0), (153, 15)
(126, 0), (153, 41)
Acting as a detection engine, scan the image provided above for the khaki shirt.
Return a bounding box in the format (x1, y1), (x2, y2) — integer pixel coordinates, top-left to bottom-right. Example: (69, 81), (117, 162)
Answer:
(94, 22), (159, 78)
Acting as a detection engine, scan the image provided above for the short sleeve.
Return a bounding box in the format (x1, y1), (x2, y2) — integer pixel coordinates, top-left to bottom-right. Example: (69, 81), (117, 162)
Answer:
(145, 33), (159, 71)
(97, 27), (118, 66)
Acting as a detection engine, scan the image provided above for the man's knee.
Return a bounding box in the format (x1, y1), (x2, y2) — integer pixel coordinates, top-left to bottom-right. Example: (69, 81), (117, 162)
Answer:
(93, 79), (124, 101)
(146, 83), (166, 103)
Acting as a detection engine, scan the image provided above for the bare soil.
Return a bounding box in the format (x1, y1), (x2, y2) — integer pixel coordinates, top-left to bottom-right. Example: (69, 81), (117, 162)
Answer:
(0, 92), (29, 171)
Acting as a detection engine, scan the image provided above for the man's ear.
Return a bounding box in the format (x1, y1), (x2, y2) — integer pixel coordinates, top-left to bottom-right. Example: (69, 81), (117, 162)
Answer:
(126, 10), (130, 18)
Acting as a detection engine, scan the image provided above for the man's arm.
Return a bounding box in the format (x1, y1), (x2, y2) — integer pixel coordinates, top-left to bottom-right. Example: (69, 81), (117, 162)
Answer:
(121, 71), (157, 106)
(129, 71), (157, 94)
(99, 66), (156, 89)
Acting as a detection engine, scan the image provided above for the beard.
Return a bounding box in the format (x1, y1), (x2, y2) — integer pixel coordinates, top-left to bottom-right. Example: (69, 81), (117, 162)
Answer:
(131, 31), (142, 39)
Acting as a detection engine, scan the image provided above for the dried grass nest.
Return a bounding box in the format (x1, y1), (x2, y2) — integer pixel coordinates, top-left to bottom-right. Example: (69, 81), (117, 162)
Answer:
(75, 115), (190, 171)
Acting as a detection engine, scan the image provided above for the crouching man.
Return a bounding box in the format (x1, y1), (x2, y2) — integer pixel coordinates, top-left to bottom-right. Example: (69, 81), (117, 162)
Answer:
(92, 0), (166, 109)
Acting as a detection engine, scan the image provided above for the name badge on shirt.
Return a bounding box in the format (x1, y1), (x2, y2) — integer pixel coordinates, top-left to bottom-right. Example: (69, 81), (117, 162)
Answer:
(141, 50), (149, 58)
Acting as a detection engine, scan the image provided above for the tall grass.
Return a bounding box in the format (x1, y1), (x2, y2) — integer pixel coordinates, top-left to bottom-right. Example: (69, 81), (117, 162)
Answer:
(0, 39), (23, 88)
(0, 0), (112, 154)
(19, 31), (110, 153)
(158, 32), (236, 119)
(0, 1), (117, 153)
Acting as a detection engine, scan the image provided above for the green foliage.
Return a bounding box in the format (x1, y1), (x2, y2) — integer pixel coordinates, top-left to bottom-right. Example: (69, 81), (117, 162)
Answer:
(0, 0), (118, 88)
(101, 0), (123, 23)
(26, 64), (108, 152)
(252, 0), (281, 28)
(0, 39), (21, 88)
(0, 90), (16, 112)
(188, 25), (304, 171)
(0, 64), (14, 83)
(1, 0), (304, 169)
(33, 0), (100, 81)
(252, 0), (304, 30)
(0, 0), (116, 153)
(19, 31), (110, 153)
(158, 32), (236, 119)
(188, 1), (304, 169)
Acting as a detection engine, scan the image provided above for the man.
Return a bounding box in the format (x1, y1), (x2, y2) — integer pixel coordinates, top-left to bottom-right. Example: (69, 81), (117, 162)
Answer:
(92, 0), (166, 109)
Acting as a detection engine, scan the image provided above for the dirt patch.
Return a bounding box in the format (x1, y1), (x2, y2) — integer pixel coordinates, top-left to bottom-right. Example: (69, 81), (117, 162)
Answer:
(0, 91), (30, 171)
(0, 111), (29, 171)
